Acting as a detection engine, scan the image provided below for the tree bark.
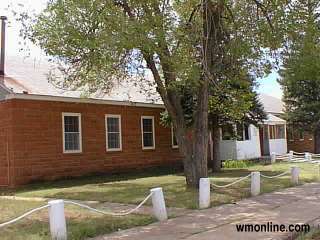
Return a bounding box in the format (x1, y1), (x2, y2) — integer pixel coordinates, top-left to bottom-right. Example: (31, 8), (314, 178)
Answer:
(314, 127), (320, 153)
(143, 0), (222, 188)
(211, 116), (222, 172)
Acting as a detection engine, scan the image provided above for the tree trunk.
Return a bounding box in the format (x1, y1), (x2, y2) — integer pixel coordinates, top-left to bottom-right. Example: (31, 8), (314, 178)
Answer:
(145, 0), (220, 188)
(314, 127), (320, 153)
(174, 74), (209, 188)
(208, 115), (222, 172)
(212, 123), (222, 172)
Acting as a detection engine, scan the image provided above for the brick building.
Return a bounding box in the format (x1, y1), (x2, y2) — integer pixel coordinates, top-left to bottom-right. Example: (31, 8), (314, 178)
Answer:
(0, 57), (183, 187)
(287, 127), (315, 153)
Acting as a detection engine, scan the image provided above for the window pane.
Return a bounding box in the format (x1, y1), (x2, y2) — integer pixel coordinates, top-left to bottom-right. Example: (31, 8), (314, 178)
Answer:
(65, 132), (80, 151)
(269, 126), (275, 139)
(222, 125), (234, 140)
(108, 132), (120, 149)
(236, 123), (244, 141)
(107, 117), (120, 132)
(143, 133), (154, 147)
(244, 124), (250, 140)
(299, 129), (304, 140)
(143, 119), (153, 132)
(64, 116), (79, 133)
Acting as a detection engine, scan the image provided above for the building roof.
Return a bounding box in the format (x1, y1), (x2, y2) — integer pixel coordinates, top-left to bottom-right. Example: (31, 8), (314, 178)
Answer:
(258, 93), (284, 114)
(2, 56), (284, 114)
(2, 56), (161, 104)
(263, 113), (286, 125)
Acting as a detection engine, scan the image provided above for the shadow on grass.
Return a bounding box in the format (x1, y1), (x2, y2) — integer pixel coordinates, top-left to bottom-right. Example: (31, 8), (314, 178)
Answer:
(2, 163), (318, 209)
(2, 166), (184, 196)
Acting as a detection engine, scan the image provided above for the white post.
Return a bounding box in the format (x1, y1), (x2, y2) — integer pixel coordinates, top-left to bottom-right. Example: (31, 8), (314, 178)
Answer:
(291, 166), (299, 185)
(271, 152), (276, 164)
(48, 200), (67, 240)
(304, 152), (311, 161)
(150, 187), (167, 221)
(199, 178), (211, 209)
(251, 172), (260, 196)
(289, 150), (293, 161)
(308, 152), (312, 161)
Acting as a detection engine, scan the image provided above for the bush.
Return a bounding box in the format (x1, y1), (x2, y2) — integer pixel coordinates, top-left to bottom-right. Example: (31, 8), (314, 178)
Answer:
(223, 159), (255, 169)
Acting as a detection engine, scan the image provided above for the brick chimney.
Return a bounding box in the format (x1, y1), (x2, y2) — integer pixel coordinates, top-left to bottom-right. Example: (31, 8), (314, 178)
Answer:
(0, 16), (7, 76)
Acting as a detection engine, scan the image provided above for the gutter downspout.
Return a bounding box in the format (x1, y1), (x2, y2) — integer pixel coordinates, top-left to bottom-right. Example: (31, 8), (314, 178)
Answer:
(0, 16), (7, 76)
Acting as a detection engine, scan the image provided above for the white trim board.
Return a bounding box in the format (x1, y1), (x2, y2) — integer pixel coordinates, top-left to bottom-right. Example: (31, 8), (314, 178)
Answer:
(62, 112), (83, 154)
(5, 93), (165, 109)
(105, 114), (123, 152)
(141, 116), (156, 150)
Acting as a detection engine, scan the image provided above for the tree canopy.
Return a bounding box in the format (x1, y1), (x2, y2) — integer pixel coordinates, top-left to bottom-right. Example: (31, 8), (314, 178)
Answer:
(19, 0), (288, 187)
(278, 0), (320, 151)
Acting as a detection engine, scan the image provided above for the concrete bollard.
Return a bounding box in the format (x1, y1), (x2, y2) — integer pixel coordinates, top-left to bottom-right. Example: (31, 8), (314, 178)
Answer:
(304, 152), (311, 161)
(271, 152), (276, 164)
(199, 178), (211, 209)
(308, 153), (312, 161)
(289, 150), (293, 161)
(251, 172), (260, 196)
(150, 187), (168, 221)
(48, 200), (67, 240)
(291, 166), (300, 185)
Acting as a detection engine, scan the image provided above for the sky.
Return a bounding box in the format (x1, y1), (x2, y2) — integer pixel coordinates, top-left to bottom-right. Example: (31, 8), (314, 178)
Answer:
(0, 0), (283, 99)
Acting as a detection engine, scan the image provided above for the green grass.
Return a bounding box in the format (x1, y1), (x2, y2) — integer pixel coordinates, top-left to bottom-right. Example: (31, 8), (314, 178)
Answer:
(0, 162), (319, 239)
(295, 228), (320, 240)
(2, 162), (319, 209)
(0, 199), (154, 240)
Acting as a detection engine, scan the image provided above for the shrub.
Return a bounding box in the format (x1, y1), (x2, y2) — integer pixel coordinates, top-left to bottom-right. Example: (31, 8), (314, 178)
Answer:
(223, 159), (255, 169)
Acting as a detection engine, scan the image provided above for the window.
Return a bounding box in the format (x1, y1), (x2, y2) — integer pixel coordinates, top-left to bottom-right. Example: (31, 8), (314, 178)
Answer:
(222, 124), (235, 140)
(141, 116), (155, 149)
(277, 125), (285, 139)
(106, 115), (122, 151)
(299, 129), (304, 141)
(236, 123), (250, 141)
(62, 113), (82, 153)
(269, 124), (285, 139)
(172, 126), (178, 148)
(244, 124), (250, 140)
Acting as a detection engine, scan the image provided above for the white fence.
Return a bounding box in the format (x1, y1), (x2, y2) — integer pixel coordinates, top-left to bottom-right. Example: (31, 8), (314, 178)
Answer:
(199, 166), (300, 209)
(0, 187), (167, 240)
(1, 152), (314, 238)
(271, 150), (320, 164)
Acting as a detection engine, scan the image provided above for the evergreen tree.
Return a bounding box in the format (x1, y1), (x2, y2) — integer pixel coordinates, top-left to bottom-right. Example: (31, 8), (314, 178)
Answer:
(279, 0), (320, 152)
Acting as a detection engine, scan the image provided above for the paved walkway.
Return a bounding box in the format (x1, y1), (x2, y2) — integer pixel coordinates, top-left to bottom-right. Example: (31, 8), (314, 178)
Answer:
(93, 182), (320, 240)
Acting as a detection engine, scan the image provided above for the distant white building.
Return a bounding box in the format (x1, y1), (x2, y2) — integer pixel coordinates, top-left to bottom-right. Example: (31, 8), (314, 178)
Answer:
(218, 94), (287, 160)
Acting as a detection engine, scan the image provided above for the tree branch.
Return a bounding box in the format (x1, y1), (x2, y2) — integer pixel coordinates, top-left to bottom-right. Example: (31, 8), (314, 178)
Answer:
(252, 0), (274, 31)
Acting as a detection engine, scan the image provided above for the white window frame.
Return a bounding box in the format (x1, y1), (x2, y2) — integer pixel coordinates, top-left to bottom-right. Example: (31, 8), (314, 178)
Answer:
(62, 112), (82, 154)
(141, 116), (155, 150)
(171, 126), (178, 149)
(105, 114), (122, 152)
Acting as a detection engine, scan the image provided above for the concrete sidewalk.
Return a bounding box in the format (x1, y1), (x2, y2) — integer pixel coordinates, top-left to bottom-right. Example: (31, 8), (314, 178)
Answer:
(93, 183), (320, 240)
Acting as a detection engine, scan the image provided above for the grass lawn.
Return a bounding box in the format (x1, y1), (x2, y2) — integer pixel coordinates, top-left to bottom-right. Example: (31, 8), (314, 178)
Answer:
(0, 199), (154, 240)
(295, 228), (320, 240)
(1, 161), (319, 209)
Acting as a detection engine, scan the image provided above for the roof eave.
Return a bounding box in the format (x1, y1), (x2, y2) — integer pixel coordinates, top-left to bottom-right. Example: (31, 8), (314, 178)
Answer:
(5, 93), (166, 109)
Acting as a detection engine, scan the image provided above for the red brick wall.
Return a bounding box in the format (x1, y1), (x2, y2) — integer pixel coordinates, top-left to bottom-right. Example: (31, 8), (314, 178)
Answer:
(287, 132), (315, 153)
(0, 101), (11, 186)
(6, 98), (182, 186)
